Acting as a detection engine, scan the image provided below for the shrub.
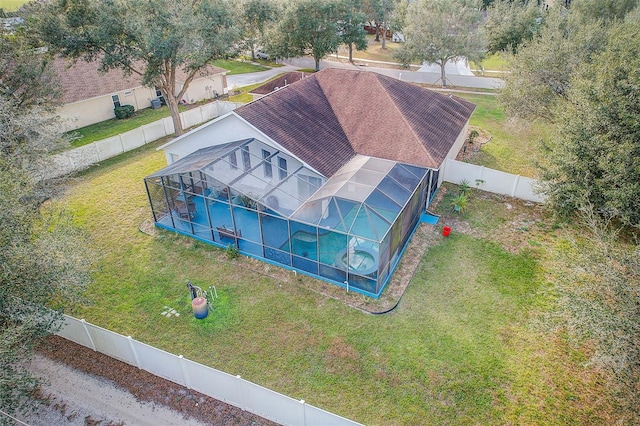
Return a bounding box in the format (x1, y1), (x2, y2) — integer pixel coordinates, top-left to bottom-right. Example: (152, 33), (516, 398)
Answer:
(114, 105), (135, 119)
(468, 129), (479, 144)
(451, 193), (468, 213)
(225, 243), (239, 260)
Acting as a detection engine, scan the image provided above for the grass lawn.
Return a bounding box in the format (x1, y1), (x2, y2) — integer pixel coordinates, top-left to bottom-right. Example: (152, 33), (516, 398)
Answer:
(67, 105), (187, 148)
(0, 0), (29, 12)
(454, 93), (544, 177)
(212, 59), (270, 75)
(338, 35), (405, 63)
(54, 137), (615, 424)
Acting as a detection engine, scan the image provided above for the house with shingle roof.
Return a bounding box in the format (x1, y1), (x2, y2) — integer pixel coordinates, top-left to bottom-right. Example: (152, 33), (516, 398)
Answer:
(144, 68), (475, 298)
(53, 57), (228, 131)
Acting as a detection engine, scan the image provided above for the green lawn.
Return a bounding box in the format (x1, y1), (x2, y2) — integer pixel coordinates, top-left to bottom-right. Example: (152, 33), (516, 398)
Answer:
(0, 0), (29, 12)
(54, 137), (615, 424)
(212, 59), (270, 75)
(455, 93), (544, 177)
(68, 105), (187, 148)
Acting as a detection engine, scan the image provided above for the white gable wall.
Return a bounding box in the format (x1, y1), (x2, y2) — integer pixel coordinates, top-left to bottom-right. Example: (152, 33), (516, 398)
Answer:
(162, 112), (322, 177)
(437, 123), (469, 185)
(162, 113), (272, 164)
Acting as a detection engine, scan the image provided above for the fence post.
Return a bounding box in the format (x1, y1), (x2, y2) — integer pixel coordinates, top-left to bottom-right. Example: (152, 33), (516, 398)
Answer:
(92, 143), (100, 168)
(236, 375), (246, 410)
(141, 124), (149, 145)
(127, 336), (141, 369)
(80, 318), (96, 351)
(300, 399), (307, 426)
(198, 106), (205, 125)
(179, 355), (191, 389)
(511, 175), (520, 197)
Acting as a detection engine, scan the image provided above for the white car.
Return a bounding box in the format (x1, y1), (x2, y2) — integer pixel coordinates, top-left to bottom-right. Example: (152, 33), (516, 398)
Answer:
(256, 49), (270, 60)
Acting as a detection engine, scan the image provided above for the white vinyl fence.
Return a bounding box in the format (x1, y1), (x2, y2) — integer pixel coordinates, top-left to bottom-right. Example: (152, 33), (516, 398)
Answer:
(443, 158), (545, 203)
(57, 315), (362, 426)
(39, 101), (243, 180)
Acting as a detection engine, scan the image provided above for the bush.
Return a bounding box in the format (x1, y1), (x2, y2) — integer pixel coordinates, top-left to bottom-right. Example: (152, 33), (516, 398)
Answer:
(114, 105), (135, 119)
(225, 243), (239, 260)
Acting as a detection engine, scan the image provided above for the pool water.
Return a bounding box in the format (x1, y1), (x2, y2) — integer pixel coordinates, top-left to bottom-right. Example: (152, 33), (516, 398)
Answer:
(342, 251), (376, 272)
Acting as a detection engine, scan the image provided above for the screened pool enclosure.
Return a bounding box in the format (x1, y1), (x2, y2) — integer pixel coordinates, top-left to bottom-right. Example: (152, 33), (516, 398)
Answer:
(144, 138), (438, 298)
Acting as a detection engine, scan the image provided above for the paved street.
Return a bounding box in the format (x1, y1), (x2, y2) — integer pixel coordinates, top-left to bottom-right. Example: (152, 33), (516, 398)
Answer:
(227, 56), (505, 90)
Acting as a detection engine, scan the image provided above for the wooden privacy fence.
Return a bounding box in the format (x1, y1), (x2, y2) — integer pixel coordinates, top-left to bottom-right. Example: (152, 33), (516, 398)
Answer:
(443, 158), (545, 203)
(38, 101), (243, 181)
(57, 315), (362, 426)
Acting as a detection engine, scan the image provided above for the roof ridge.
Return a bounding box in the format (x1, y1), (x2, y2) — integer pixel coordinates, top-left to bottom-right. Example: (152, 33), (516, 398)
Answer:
(373, 73), (439, 167)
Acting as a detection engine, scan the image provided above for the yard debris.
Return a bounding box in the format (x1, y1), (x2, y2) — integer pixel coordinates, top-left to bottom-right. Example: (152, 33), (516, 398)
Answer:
(161, 306), (179, 318)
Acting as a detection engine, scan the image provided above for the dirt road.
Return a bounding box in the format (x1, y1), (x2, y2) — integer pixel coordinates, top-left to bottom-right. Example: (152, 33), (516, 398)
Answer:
(16, 355), (208, 426)
(10, 337), (278, 426)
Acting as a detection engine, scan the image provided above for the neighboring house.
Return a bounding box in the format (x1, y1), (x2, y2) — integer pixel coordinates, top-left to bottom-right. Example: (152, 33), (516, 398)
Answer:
(249, 71), (308, 100)
(54, 58), (228, 131)
(144, 68), (475, 298)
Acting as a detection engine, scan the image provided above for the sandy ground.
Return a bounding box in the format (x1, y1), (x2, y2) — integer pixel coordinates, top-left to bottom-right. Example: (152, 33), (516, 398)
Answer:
(16, 355), (209, 426)
(18, 336), (278, 426)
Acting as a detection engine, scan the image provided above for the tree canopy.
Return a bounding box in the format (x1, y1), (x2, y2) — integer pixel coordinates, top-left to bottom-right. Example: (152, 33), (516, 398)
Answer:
(0, 27), (91, 416)
(499, 9), (607, 122)
(241, 0), (279, 60)
(539, 21), (640, 228)
(337, 0), (368, 62)
(362, 0), (395, 49)
(484, 0), (543, 54)
(33, 0), (242, 136)
(268, 0), (344, 71)
(397, 0), (486, 87)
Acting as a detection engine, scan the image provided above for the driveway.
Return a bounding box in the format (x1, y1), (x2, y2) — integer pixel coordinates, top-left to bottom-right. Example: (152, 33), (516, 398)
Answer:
(226, 64), (298, 88)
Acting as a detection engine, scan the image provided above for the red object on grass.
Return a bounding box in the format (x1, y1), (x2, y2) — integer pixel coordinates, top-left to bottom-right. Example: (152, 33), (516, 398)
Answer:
(442, 226), (451, 237)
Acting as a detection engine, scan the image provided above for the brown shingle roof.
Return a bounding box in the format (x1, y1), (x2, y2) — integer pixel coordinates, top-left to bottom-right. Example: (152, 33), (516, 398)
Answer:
(236, 68), (475, 177)
(249, 72), (307, 95)
(237, 75), (355, 177)
(53, 57), (227, 104)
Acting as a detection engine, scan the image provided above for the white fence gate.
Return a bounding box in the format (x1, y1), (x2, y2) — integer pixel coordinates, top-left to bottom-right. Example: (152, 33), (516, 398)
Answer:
(443, 158), (545, 203)
(57, 315), (362, 426)
(39, 101), (244, 180)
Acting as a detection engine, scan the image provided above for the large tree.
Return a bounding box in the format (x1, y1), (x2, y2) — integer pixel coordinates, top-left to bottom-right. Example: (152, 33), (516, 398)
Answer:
(241, 0), (279, 60)
(397, 0), (486, 87)
(539, 22), (640, 228)
(484, 0), (544, 54)
(499, 8), (607, 122)
(337, 0), (368, 62)
(268, 0), (343, 71)
(0, 28), (91, 417)
(0, 27), (59, 110)
(362, 0), (395, 49)
(33, 0), (241, 136)
(570, 0), (639, 24)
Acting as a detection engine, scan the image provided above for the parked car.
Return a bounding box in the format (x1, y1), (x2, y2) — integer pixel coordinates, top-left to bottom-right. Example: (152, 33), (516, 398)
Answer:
(256, 49), (270, 60)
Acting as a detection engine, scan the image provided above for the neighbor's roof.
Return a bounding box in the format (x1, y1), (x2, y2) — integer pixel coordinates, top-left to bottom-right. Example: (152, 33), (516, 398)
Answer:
(53, 57), (227, 104)
(249, 71), (308, 95)
(236, 68), (475, 177)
